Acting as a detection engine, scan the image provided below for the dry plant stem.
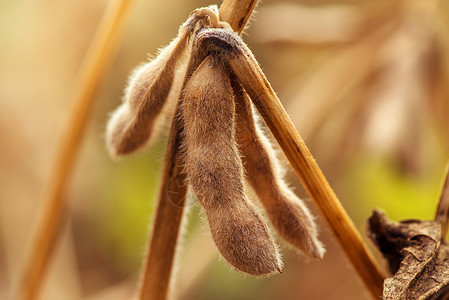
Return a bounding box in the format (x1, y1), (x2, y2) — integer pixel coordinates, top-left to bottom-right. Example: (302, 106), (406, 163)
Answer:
(227, 45), (385, 298)
(14, 0), (136, 299)
(137, 76), (189, 300)
(218, 0), (257, 34)
(138, 117), (187, 300)
(435, 164), (449, 237)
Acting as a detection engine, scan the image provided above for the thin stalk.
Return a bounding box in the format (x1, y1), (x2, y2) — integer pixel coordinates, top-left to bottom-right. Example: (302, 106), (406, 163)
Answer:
(218, 0), (258, 34)
(14, 0), (136, 299)
(435, 163), (449, 237)
(137, 1), (259, 299)
(137, 117), (187, 300)
(229, 53), (385, 298)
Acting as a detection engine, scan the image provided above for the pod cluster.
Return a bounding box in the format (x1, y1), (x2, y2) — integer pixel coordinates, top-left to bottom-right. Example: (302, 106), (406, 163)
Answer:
(106, 6), (324, 276)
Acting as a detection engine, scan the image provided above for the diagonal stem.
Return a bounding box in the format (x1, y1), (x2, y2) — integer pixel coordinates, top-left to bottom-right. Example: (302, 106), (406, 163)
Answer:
(228, 52), (385, 298)
(137, 116), (187, 300)
(218, 0), (258, 34)
(13, 0), (136, 299)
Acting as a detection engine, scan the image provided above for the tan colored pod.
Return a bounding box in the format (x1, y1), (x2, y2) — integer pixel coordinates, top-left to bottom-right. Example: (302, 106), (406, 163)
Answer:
(182, 56), (282, 275)
(233, 80), (325, 260)
(106, 7), (221, 157)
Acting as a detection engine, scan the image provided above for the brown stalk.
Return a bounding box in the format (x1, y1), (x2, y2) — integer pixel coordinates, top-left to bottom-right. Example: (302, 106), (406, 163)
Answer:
(137, 113), (187, 300)
(218, 0), (257, 34)
(227, 47), (385, 298)
(14, 0), (136, 299)
(136, 1), (258, 299)
(435, 163), (449, 238)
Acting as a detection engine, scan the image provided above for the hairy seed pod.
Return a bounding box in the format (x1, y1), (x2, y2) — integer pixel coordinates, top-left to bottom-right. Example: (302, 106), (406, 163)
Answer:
(182, 56), (282, 275)
(233, 80), (325, 260)
(106, 7), (220, 157)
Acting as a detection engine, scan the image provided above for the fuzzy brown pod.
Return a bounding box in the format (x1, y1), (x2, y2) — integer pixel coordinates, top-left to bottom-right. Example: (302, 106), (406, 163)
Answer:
(191, 27), (325, 258)
(367, 209), (449, 299)
(106, 9), (325, 278)
(182, 56), (282, 275)
(232, 79), (325, 260)
(106, 7), (221, 157)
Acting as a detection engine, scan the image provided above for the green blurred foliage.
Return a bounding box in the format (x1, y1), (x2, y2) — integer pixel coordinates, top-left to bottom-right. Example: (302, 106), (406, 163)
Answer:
(348, 156), (445, 222)
(95, 141), (166, 274)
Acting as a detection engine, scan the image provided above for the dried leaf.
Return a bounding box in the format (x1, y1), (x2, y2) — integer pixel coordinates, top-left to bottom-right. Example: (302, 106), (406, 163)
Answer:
(367, 209), (449, 299)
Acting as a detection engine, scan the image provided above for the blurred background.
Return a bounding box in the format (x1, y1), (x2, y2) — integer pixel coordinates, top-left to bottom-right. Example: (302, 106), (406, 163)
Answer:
(1, 0), (449, 299)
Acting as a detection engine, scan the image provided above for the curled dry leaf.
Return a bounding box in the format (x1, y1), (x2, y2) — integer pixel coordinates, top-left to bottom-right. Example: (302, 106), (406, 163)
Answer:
(367, 209), (449, 299)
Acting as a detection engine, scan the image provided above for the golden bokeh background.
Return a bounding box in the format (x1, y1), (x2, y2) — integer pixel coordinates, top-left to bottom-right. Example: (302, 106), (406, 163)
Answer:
(1, 0), (448, 299)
